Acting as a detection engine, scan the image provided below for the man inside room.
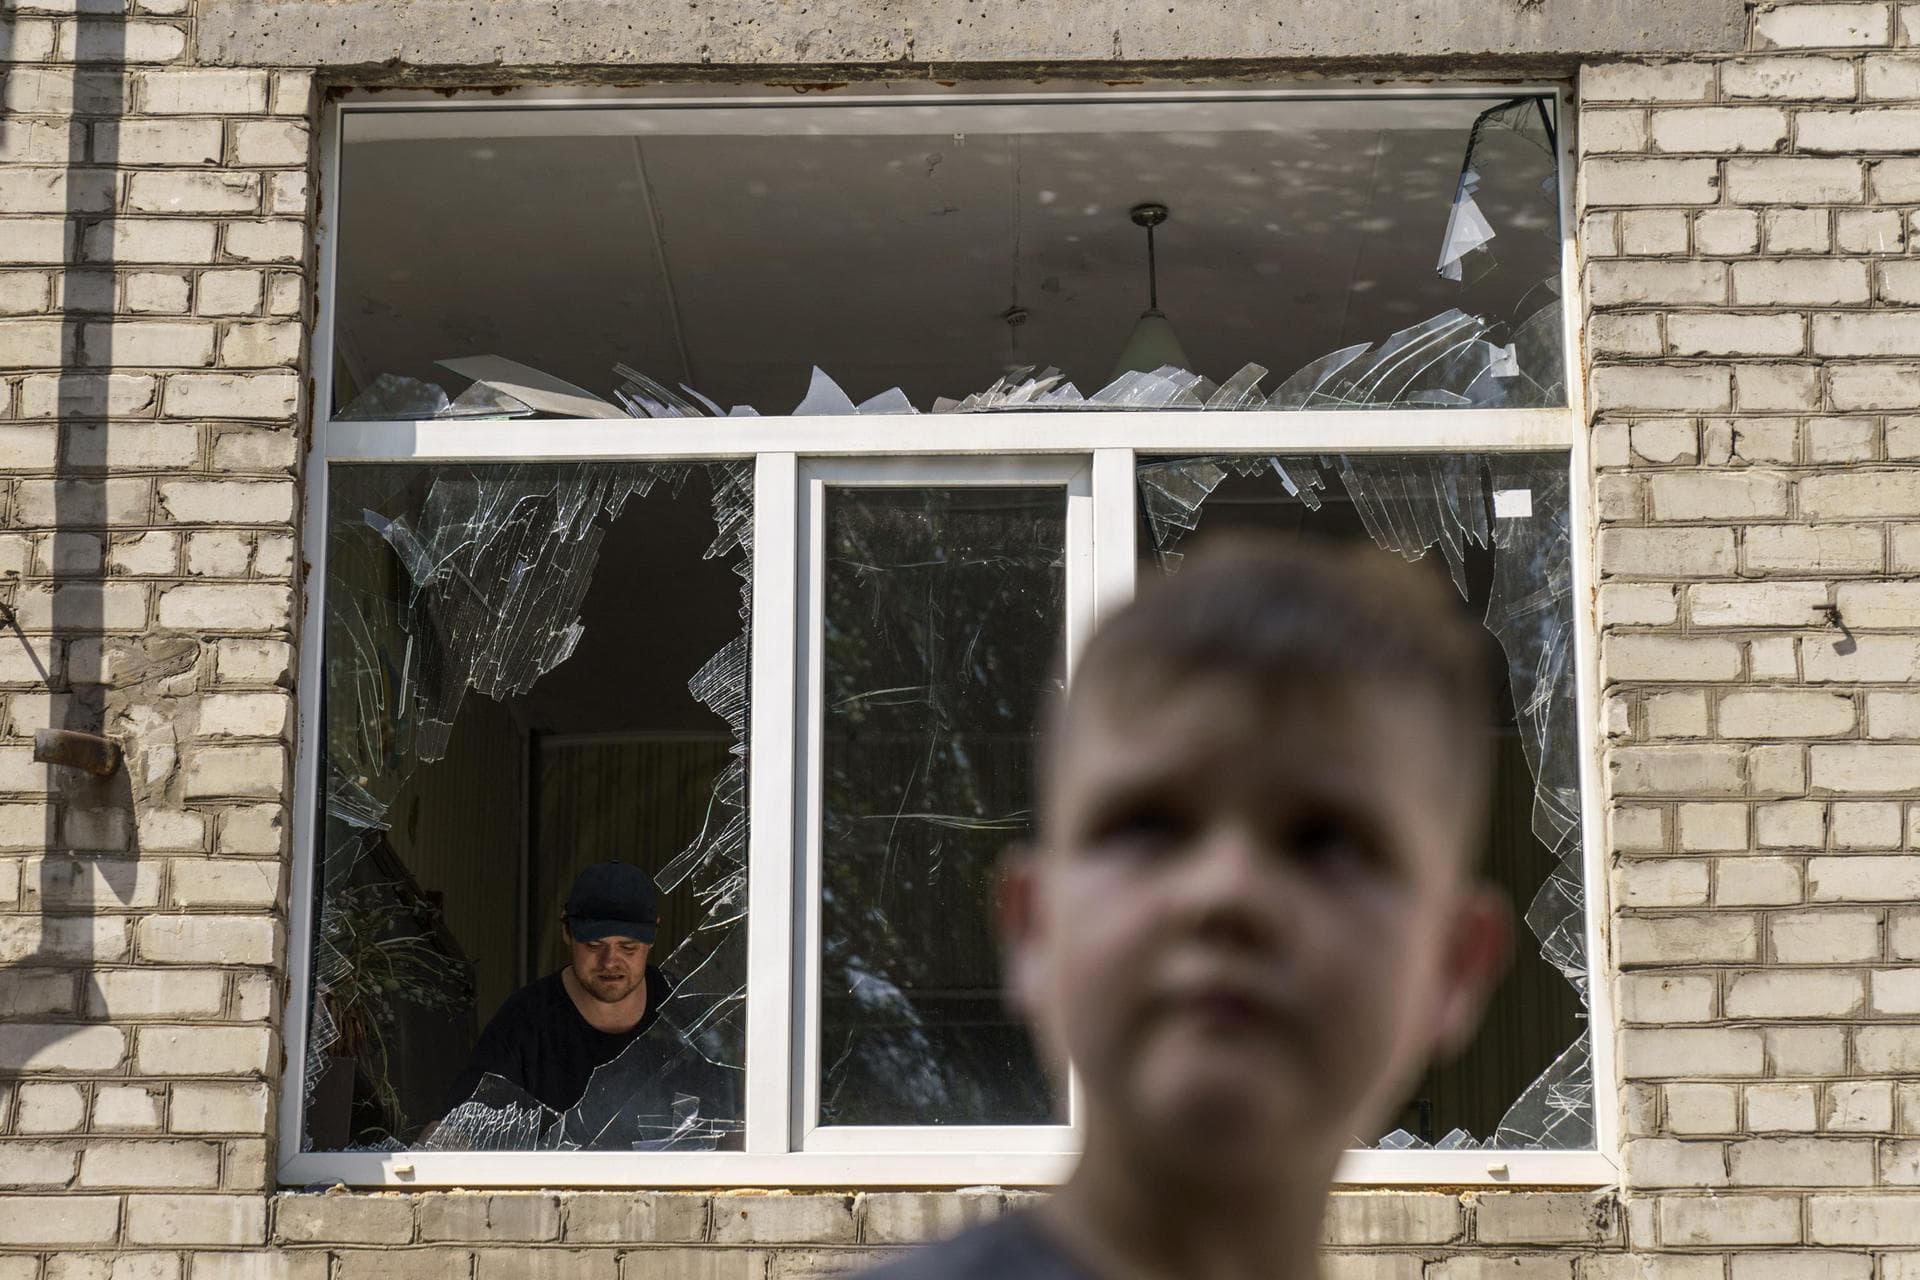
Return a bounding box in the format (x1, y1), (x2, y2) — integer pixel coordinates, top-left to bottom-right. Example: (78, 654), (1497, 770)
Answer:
(431, 860), (735, 1148)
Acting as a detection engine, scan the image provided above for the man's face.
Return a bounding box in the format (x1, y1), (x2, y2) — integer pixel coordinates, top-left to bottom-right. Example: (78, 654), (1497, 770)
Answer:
(565, 927), (652, 1005)
(1007, 675), (1507, 1186)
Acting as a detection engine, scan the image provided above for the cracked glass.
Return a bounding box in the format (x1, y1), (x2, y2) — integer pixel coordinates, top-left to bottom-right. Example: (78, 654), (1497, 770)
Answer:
(1135, 452), (1589, 1150)
(817, 486), (1067, 1127)
(307, 461), (751, 1151)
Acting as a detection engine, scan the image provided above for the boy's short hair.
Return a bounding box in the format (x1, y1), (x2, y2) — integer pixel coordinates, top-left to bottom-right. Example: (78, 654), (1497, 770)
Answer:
(1053, 533), (1497, 806)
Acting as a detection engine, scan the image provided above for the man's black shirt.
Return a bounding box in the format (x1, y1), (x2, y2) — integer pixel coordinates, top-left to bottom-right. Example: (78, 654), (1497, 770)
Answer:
(444, 965), (672, 1116)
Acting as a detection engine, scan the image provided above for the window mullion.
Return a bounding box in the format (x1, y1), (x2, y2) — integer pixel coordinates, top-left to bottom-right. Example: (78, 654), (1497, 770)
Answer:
(744, 452), (800, 1155)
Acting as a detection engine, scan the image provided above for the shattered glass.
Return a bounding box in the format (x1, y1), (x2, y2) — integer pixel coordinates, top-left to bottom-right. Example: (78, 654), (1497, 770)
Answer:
(308, 460), (752, 1151)
(1135, 451), (1589, 1151)
(816, 486), (1065, 1127)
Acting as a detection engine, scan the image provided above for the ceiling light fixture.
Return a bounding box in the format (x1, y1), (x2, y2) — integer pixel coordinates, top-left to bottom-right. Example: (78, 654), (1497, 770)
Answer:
(1109, 202), (1192, 381)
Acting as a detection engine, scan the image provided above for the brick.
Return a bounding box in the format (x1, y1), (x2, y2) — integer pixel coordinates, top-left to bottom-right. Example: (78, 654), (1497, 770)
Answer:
(1734, 364), (1822, 411)
(859, 1192), (1003, 1246)
(134, 1026), (271, 1076)
(230, 120), (309, 166)
(172, 1082), (270, 1134)
(1876, 161), (1920, 201)
(1805, 636), (1920, 682)
(1588, 261), (1725, 307)
(15, 1082), (87, 1133)
(1583, 63), (1717, 103)
(564, 1192), (709, 1243)
(1812, 744), (1920, 791)
(86, 968), (225, 1018)
(78, 1139), (221, 1188)
(1831, 800), (1903, 848)
(1837, 208), (1909, 254)
(1650, 107), (1790, 152)
(1723, 56), (1860, 100)
(1773, 909), (1881, 963)
(420, 1194), (561, 1242)
(475, 1251), (614, 1280)
(18, 372), (158, 419)
(1732, 259), (1871, 305)
(127, 172), (263, 218)
(1591, 365), (1732, 413)
(194, 1254), (327, 1280)
(187, 529), (251, 577)
(162, 373), (299, 419)
(1582, 110), (1649, 155)
(1586, 157), (1722, 205)
(1604, 636), (1743, 684)
(1615, 1013), (1710, 1072)
(0, 1196), (120, 1245)
(1668, 312), (1805, 357)
(1719, 691), (1856, 738)
(1618, 913), (1759, 965)
(1827, 1080), (1894, 1130)
(1653, 471), (1793, 521)
(1658, 1194), (1801, 1245)
(1746, 523), (1882, 574)
(333, 1252), (469, 1280)
(124, 1195), (266, 1246)
(1600, 526), (1738, 578)
(1621, 1027), (1766, 1079)
(92, 118), (222, 165)
(1474, 1192), (1617, 1245)
(1809, 854), (1920, 900)
(136, 69), (270, 113)
(1625, 1138), (1730, 1188)
(1609, 746), (1746, 796)
(712, 1195), (857, 1245)
(1666, 1083), (1738, 1132)
(1868, 690), (1920, 737)
(0, 1023), (125, 1072)
(1765, 207), (1833, 254)
(1695, 208), (1762, 256)
(219, 320), (301, 367)
(1832, 363), (1920, 410)
(1873, 967), (1920, 1013)
(1725, 970), (1865, 1018)
(1802, 470), (1920, 517)
(59, 18), (187, 61)
(1816, 315), (1920, 362)
(274, 1195), (415, 1245)
(158, 584), (291, 631)
(171, 860), (281, 909)
(1731, 1254), (1870, 1280)
(1809, 1194), (1920, 1244)
(1754, 4), (1892, 48)
(137, 915), (275, 965)
(0, 1143), (78, 1185)
(222, 221), (305, 264)
(197, 269), (265, 316)
(82, 219), (220, 266)
(1801, 107), (1920, 150)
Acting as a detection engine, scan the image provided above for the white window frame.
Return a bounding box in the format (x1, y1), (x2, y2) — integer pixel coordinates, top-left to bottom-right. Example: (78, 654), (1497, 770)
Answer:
(282, 82), (1616, 1191)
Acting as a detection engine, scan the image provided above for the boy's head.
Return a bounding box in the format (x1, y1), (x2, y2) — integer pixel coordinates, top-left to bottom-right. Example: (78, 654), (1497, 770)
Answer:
(1002, 535), (1512, 1193)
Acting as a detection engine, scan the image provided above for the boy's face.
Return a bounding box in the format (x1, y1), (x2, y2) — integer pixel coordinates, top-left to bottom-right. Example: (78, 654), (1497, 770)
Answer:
(1006, 674), (1508, 1186)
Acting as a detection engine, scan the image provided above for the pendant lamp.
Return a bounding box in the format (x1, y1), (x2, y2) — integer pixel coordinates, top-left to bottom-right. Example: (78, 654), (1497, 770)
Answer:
(1108, 202), (1192, 381)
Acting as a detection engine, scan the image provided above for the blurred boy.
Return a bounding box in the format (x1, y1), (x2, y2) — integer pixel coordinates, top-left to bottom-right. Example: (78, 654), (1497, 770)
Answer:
(864, 537), (1513, 1279)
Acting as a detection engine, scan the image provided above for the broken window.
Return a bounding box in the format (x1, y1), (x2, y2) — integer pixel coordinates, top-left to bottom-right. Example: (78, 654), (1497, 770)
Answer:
(1134, 452), (1589, 1150)
(299, 87), (1591, 1182)
(308, 461), (751, 1151)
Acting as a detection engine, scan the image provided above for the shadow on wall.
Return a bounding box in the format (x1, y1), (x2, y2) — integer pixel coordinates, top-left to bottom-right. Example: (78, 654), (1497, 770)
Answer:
(1, 17), (155, 1093)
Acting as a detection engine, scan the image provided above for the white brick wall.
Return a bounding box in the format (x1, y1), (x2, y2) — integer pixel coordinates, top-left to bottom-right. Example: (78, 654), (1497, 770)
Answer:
(0, 0), (309, 1262)
(1585, 1), (1920, 1271)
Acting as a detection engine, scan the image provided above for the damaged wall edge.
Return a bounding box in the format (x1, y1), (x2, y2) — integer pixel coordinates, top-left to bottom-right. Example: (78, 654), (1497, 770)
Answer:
(198, 0), (1747, 70)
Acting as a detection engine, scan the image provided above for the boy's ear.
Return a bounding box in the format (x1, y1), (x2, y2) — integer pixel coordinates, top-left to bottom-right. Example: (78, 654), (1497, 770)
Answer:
(1427, 883), (1513, 1060)
(995, 843), (1044, 1014)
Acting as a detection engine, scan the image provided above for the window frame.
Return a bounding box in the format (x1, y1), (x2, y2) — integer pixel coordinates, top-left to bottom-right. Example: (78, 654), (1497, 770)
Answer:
(282, 82), (1615, 1190)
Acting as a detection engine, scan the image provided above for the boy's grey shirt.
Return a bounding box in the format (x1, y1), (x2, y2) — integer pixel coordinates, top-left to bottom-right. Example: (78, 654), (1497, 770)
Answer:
(858, 1212), (1094, 1279)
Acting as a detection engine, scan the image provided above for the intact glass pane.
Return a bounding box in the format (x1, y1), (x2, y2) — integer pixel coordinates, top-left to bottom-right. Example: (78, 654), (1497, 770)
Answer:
(818, 486), (1067, 1127)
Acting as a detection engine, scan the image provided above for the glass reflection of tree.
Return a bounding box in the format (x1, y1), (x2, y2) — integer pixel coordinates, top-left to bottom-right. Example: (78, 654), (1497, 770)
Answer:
(819, 488), (1065, 1127)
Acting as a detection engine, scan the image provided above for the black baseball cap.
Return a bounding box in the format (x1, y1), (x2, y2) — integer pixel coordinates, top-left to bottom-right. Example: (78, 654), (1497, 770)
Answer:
(564, 862), (659, 944)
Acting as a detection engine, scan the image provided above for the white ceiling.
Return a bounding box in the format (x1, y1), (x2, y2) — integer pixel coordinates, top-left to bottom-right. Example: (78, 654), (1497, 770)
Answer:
(332, 95), (1561, 415)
